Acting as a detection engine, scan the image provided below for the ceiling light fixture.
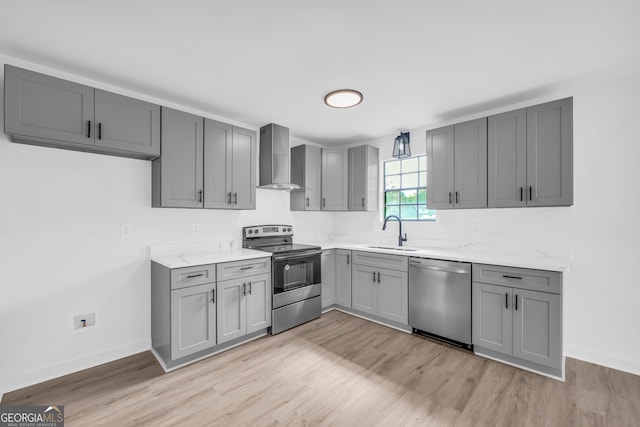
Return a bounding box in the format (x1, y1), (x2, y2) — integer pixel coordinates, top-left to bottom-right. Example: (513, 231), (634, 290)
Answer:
(324, 89), (363, 109)
(393, 132), (411, 159)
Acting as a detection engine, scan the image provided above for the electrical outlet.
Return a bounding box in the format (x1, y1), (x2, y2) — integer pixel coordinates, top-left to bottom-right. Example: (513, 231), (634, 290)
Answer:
(192, 223), (200, 235)
(73, 313), (96, 330)
(120, 223), (132, 237)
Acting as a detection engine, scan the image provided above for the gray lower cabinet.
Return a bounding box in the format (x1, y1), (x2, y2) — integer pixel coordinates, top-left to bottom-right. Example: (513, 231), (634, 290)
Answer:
(488, 97), (573, 207)
(351, 251), (409, 324)
(290, 145), (322, 211)
(321, 148), (348, 210)
(153, 108), (204, 208)
(348, 145), (379, 211)
(170, 282), (217, 360)
(335, 249), (352, 308)
(203, 119), (257, 210)
(4, 65), (160, 160)
(217, 266), (271, 345)
(427, 118), (487, 210)
(321, 250), (336, 307)
(472, 264), (563, 376)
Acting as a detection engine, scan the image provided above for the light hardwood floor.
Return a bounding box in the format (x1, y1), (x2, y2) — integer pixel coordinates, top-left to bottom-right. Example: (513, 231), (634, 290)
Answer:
(2, 310), (639, 426)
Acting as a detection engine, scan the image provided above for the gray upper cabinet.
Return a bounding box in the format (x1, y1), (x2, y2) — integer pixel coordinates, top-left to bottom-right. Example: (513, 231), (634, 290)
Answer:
(426, 125), (455, 209)
(203, 119), (233, 209)
(348, 145), (379, 211)
(321, 148), (348, 210)
(488, 97), (573, 208)
(290, 145), (322, 211)
(203, 119), (256, 210)
(231, 126), (257, 210)
(454, 118), (488, 208)
(526, 98), (573, 207)
(94, 89), (160, 157)
(153, 107), (204, 208)
(4, 65), (160, 160)
(488, 108), (527, 207)
(426, 119), (487, 210)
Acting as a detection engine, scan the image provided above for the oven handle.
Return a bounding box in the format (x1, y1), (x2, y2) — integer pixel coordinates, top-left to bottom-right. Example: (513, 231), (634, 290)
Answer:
(273, 250), (322, 261)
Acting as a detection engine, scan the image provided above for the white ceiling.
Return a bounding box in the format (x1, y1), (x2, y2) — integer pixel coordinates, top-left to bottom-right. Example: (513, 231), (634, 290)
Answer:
(1, 0), (639, 145)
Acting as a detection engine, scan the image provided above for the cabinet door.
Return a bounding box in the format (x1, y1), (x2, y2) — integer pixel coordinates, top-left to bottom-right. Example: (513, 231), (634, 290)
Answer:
(170, 283), (216, 360)
(4, 65), (95, 146)
(94, 89), (160, 157)
(321, 250), (336, 307)
(526, 98), (573, 207)
(232, 126), (257, 210)
(305, 145), (322, 210)
(217, 278), (247, 344)
(472, 282), (512, 356)
(321, 148), (348, 210)
(426, 125), (455, 210)
(377, 268), (408, 324)
(454, 118), (487, 208)
(336, 250), (352, 308)
(352, 264), (378, 316)
(204, 118), (232, 209)
(246, 273), (271, 334)
(348, 145), (367, 210)
(158, 108), (203, 208)
(512, 289), (562, 369)
(488, 109), (527, 208)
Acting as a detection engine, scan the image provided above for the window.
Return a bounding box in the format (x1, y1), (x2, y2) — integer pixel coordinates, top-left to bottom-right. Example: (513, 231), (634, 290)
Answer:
(383, 155), (436, 221)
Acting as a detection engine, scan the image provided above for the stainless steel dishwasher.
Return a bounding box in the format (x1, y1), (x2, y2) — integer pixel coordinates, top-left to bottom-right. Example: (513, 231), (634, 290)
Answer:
(409, 258), (472, 350)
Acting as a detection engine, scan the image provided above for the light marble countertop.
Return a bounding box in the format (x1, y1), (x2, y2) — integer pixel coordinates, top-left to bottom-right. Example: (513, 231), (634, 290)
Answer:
(151, 247), (270, 269)
(307, 241), (571, 272)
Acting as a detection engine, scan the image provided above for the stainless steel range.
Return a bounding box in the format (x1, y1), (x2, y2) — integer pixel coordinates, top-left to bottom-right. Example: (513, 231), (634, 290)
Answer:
(242, 225), (322, 334)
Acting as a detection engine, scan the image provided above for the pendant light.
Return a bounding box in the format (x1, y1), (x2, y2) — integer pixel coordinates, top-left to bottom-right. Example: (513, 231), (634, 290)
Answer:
(392, 132), (411, 158)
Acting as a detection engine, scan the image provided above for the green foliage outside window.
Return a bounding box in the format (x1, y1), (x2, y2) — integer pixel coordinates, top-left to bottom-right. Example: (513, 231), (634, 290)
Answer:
(384, 155), (436, 221)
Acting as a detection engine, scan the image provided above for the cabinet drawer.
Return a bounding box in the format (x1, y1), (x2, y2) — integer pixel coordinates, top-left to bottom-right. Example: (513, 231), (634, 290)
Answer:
(217, 257), (271, 282)
(352, 251), (408, 271)
(170, 265), (216, 290)
(472, 264), (562, 294)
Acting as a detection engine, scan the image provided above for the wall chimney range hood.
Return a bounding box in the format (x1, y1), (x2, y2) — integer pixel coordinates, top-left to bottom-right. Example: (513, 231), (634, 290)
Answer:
(258, 123), (301, 191)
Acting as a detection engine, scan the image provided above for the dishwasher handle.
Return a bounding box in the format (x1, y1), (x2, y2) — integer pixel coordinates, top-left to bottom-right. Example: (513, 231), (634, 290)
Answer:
(409, 261), (469, 275)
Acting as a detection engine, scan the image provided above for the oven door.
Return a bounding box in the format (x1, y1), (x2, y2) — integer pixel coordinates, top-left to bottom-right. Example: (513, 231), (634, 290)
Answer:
(272, 250), (321, 295)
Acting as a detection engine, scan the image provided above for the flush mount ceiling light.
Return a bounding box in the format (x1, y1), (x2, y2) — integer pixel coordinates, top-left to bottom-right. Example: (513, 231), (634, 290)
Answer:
(393, 132), (411, 159)
(324, 89), (363, 108)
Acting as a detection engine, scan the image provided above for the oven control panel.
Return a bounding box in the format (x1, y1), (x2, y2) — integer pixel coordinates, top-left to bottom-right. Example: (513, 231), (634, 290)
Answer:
(243, 225), (293, 238)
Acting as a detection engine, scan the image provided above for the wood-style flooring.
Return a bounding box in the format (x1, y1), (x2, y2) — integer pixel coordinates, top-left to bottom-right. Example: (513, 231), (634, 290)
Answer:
(2, 310), (639, 426)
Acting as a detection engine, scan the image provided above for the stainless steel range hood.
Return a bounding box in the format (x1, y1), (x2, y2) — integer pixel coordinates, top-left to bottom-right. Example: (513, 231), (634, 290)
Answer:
(258, 123), (301, 191)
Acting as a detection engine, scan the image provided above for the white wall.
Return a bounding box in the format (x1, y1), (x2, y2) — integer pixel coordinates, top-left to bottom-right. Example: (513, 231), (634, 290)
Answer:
(0, 58), (333, 394)
(333, 68), (640, 375)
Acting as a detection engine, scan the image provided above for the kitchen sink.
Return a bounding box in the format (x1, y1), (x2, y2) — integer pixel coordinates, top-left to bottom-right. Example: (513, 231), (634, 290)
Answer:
(366, 245), (419, 252)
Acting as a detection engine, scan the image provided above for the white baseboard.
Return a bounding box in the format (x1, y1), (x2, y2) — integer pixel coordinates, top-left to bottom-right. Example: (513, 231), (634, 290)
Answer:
(565, 346), (640, 376)
(1, 339), (150, 396)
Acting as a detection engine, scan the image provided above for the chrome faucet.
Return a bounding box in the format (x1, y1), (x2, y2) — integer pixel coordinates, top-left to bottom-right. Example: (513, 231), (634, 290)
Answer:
(382, 215), (408, 247)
